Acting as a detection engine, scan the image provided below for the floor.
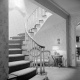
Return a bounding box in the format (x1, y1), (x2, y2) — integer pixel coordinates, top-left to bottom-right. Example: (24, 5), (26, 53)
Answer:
(30, 60), (80, 80)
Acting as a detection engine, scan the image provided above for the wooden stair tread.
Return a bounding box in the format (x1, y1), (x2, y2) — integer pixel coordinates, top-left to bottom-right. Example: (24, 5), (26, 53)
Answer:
(9, 60), (30, 67)
(9, 54), (24, 57)
(11, 68), (36, 76)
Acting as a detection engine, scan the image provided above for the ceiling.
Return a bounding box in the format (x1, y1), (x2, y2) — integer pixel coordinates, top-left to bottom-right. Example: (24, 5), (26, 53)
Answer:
(52, 0), (80, 16)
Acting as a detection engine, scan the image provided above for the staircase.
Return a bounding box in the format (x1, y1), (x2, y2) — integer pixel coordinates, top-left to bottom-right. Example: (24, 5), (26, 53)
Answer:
(26, 7), (52, 37)
(8, 6), (51, 80)
(8, 34), (37, 80)
(8, 31), (47, 80)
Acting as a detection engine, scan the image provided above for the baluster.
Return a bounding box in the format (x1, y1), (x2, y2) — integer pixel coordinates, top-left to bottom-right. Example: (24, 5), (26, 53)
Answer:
(42, 48), (45, 73)
(40, 47), (43, 74)
(34, 42), (36, 67)
(36, 44), (38, 74)
(42, 9), (44, 16)
(43, 9), (46, 16)
(32, 13), (34, 29)
(37, 8), (39, 23)
(25, 29), (26, 42)
(40, 7), (42, 20)
(28, 17), (30, 30)
(27, 19), (28, 31)
(39, 7), (41, 20)
(41, 8), (43, 17)
(29, 16), (31, 29)
(30, 40), (32, 66)
(36, 8), (38, 24)
(34, 12), (36, 28)
(34, 15), (35, 27)
(32, 41), (34, 67)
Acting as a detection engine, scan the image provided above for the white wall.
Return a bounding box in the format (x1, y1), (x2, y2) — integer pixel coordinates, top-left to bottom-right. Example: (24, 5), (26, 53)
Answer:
(9, 0), (38, 38)
(34, 14), (66, 60)
(68, 15), (80, 67)
(0, 0), (8, 80)
(9, 9), (25, 38)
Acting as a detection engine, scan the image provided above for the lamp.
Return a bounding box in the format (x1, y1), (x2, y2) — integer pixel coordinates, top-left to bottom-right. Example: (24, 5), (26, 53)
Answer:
(52, 46), (59, 55)
(76, 45), (77, 48)
(52, 46), (59, 51)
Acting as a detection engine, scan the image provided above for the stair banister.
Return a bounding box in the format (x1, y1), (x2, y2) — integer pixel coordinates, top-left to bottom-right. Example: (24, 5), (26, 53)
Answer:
(27, 7), (38, 30)
(26, 7), (47, 32)
(27, 7), (38, 22)
(25, 29), (45, 74)
(32, 40), (34, 67)
(25, 29), (45, 48)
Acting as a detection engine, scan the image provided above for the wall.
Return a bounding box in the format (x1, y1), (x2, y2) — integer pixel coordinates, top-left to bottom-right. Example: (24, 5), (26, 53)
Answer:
(68, 15), (80, 67)
(9, 0), (38, 38)
(34, 14), (67, 65)
(30, 0), (69, 67)
(0, 0), (8, 80)
(76, 25), (80, 47)
(9, 9), (25, 38)
(76, 25), (80, 36)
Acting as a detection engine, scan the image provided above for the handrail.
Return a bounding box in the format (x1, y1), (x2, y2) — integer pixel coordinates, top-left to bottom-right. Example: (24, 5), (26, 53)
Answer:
(26, 6), (47, 32)
(24, 7), (47, 74)
(27, 7), (39, 20)
(30, 49), (51, 58)
(25, 29), (45, 48)
(25, 28), (46, 74)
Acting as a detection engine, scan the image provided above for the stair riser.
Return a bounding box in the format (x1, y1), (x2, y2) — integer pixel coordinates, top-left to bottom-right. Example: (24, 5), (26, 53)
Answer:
(16, 70), (36, 80)
(9, 62), (30, 73)
(29, 33), (34, 36)
(39, 20), (44, 23)
(9, 50), (22, 54)
(18, 33), (25, 36)
(12, 38), (25, 40)
(42, 15), (47, 18)
(9, 45), (21, 49)
(32, 29), (37, 32)
(9, 40), (23, 44)
(9, 56), (25, 62)
(36, 24), (40, 28)
(11, 36), (25, 39)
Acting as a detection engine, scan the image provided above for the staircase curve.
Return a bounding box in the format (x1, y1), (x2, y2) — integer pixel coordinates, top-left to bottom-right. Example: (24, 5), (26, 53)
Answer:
(8, 6), (51, 80)
(25, 7), (52, 37)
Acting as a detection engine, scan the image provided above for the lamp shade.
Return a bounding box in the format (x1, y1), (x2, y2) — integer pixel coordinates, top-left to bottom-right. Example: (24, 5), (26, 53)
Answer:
(52, 46), (59, 51)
